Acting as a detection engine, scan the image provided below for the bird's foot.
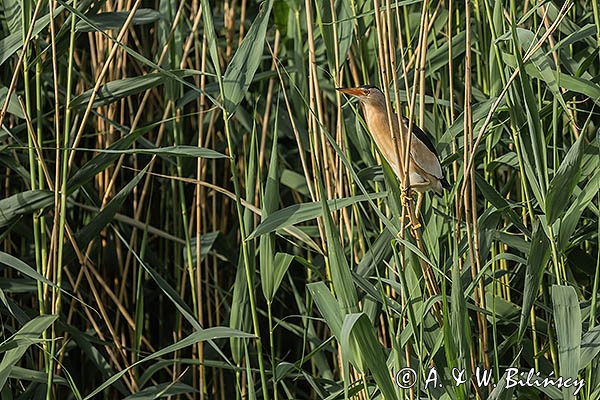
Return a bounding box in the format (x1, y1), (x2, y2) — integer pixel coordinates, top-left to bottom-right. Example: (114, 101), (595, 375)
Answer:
(400, 187), (412, 208)
(406, 219), (422, 230)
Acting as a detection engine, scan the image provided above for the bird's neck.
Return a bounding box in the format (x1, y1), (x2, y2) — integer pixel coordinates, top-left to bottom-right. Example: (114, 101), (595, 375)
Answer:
(363, 102), (400, 138)
(362, 102), (405, 176)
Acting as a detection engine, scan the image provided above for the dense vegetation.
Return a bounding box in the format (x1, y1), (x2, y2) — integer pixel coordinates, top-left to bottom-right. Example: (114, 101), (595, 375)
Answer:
(0, 0), (598, 398)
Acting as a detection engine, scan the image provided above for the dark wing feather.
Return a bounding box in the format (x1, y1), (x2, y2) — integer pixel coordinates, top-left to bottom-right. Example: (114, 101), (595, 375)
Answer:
(403, 117), (441, 161)
(440, 176), (452, 190)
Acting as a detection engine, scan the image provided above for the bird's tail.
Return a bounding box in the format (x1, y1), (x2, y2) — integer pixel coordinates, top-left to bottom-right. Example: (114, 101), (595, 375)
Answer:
(440, 176), (452, 191)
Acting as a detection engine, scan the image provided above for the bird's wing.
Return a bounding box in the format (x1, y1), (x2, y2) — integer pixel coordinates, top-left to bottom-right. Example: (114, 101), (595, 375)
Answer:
(404, 119), (443, 179)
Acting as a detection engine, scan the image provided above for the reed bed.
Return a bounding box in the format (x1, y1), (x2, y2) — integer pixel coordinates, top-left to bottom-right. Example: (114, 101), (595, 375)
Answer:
(0, 0), (598, 398)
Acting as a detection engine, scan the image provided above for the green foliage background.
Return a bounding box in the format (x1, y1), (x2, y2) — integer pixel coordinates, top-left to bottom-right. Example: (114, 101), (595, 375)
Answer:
(0, 0), (598, 399)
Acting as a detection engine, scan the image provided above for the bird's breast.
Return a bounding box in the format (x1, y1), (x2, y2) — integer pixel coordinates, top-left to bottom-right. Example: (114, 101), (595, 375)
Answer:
(365, 111), (407, 175)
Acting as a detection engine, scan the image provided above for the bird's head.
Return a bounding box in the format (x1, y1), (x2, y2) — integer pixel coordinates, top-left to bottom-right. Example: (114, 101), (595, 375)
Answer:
(336, 85), (385, 105)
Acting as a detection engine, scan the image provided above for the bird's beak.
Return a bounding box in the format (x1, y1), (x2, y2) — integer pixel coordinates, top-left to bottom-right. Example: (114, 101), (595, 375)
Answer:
(336, 87), (368, 97)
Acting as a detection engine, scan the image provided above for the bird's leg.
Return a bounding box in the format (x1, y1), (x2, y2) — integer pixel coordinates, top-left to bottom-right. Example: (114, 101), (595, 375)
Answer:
(411, 192), (424, 230)
(415, 192), (423, 219)
(400, 187), (422, 230)
(403, 191), (424, 231)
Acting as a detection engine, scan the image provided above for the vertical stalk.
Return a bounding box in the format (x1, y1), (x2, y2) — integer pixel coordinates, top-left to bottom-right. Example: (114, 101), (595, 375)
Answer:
(24, 0), (49, 376)
(55, 0), (78, 293)
(462, 1), (484, 397)
(267, 301), (277, 400)
(593, 0), (600, 65)
(35, 27), (48, 304)
(45, 0), (65, 394)
(588, 180), (600, 399)
(207, 11), (270, 390)
(223, 115), (270, 400)
(196, 21), (208, 400)
(23, 0), (39, 303)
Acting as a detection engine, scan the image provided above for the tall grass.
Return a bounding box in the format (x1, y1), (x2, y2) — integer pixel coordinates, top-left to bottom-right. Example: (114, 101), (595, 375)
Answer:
(0, 0), (598, 399)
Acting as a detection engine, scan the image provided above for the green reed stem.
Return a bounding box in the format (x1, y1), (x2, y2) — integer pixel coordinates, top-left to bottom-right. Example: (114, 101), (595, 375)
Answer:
(48, 0), (77, 395)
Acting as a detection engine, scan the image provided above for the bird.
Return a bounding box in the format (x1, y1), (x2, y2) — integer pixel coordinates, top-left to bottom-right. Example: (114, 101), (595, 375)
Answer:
(337, 85), (451, 202)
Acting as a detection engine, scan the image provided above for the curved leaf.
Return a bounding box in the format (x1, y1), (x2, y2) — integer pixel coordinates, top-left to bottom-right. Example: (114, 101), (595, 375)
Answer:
(248, 192), (387, 240)
(0, 190), (53, 228)
(546, 131), (586, 223)
(76, 9), (162, 32)
(70, 70), (200, 109)
(222, 0), (274, 114)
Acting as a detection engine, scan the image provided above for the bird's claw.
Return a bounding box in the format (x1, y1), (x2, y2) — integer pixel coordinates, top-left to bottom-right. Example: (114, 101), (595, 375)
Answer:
(401, 197), (410, 208)
(401, 188), (412, 207)
(405, 219), (422, 230)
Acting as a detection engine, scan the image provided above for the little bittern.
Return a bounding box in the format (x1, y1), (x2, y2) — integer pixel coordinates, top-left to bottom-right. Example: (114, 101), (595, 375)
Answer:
(337, 85), (451, 196)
